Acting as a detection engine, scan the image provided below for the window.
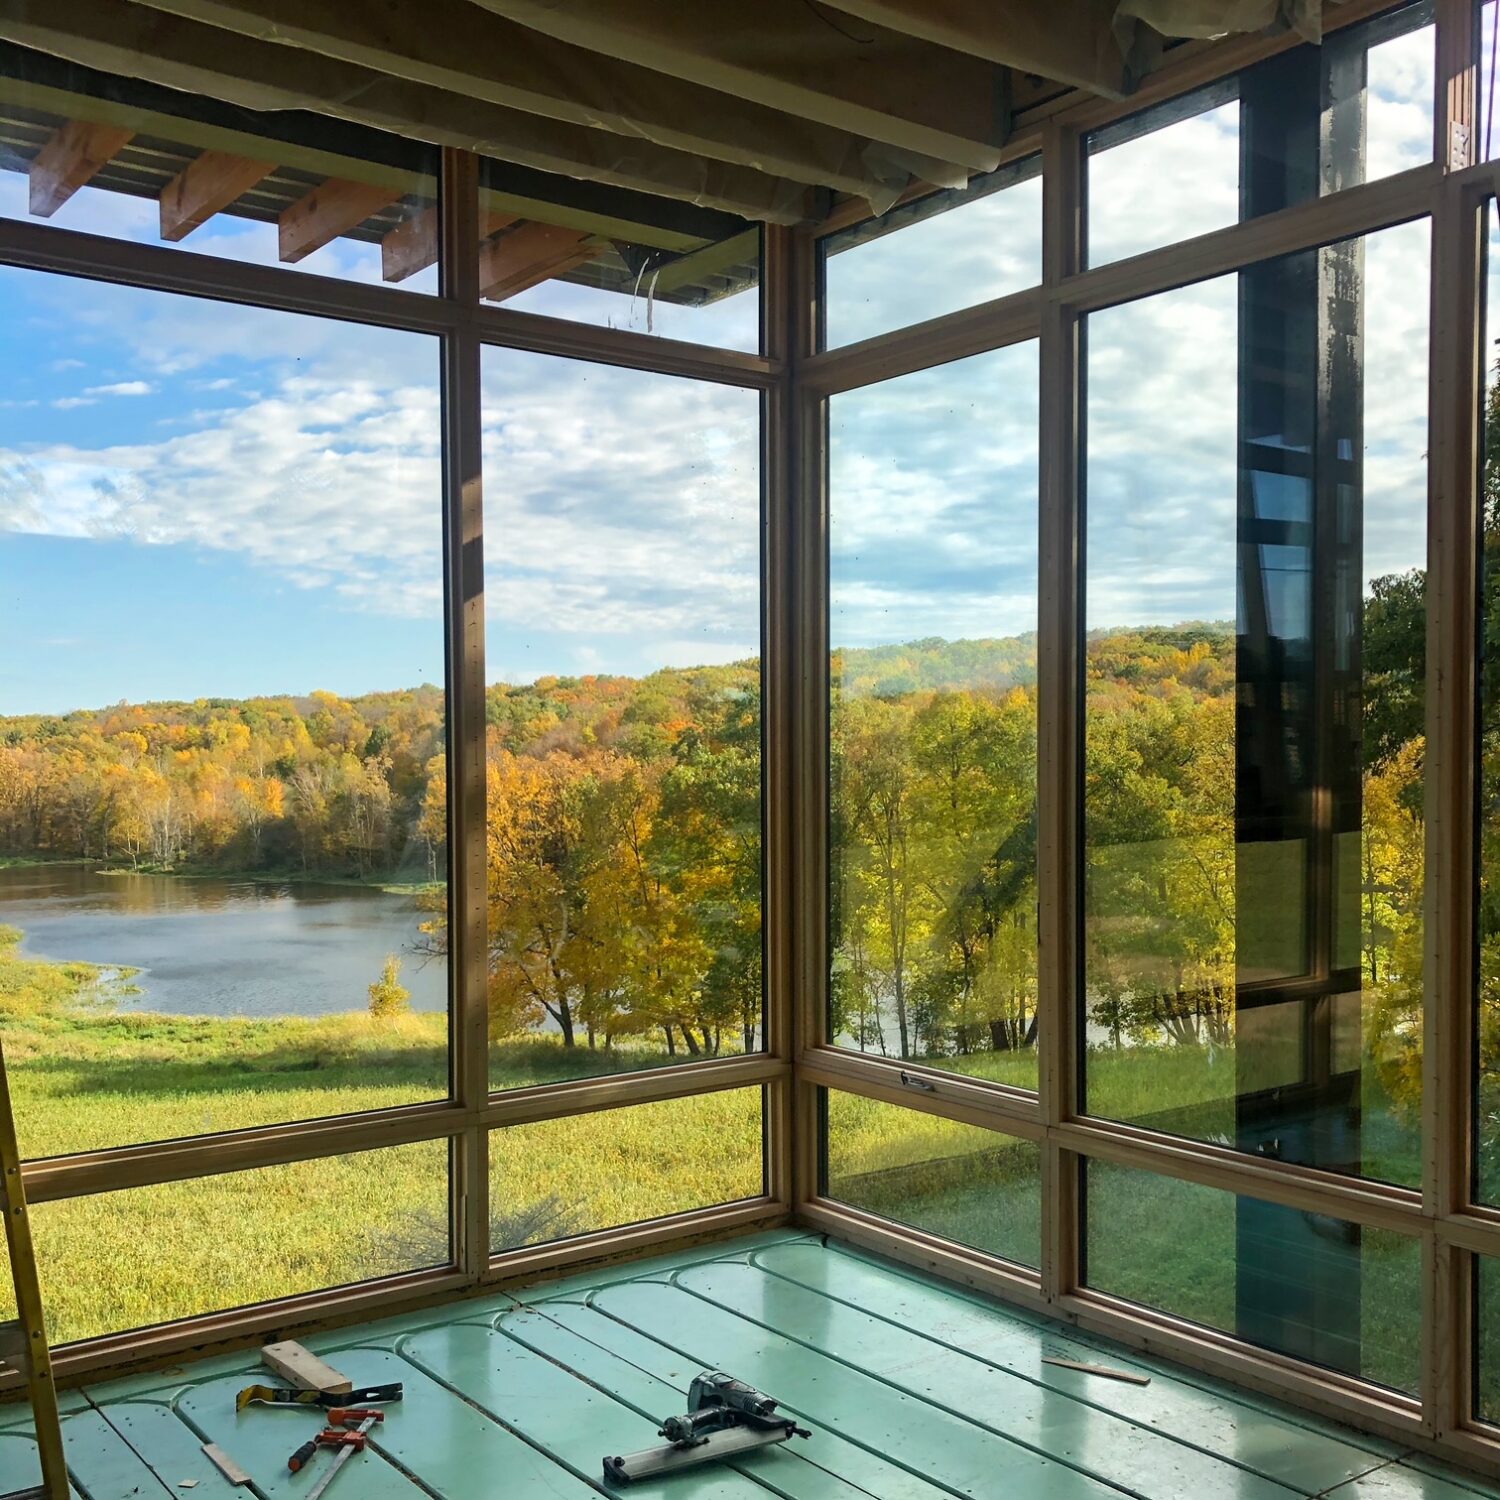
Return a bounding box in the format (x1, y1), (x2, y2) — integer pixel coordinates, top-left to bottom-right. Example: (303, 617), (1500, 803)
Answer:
(823, 1089), (1040, 1266)
(476, 160), (761, 352)
(489, 1088), (764, 1251)
(0, 46), (439, 286)
(478, 350), (762, 1090)
(1082, 219), (1430, 1186)
(829, 344), (1039, 1086)
(819, 159), (1042, 350)
(0, 269), (449, 1159)
(1, 1140), (450, 1343)
(1083, 1160), (1421, 1393)
(1086, 4), (1434, 267)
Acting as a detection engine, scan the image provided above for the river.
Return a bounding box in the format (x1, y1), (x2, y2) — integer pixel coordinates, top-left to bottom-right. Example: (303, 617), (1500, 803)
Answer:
(0, 863), (448, 1018)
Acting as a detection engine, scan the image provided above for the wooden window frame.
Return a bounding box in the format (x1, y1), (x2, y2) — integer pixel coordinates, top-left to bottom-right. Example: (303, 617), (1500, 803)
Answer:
(3, 0), (1500, 1479)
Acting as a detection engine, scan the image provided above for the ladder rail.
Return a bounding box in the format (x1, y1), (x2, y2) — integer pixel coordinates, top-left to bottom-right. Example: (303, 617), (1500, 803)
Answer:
(0, 1037), (68, 1500)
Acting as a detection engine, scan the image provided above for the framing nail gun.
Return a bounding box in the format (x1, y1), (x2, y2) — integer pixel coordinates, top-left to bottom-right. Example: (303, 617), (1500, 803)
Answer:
(602, 1371), (810, 1485)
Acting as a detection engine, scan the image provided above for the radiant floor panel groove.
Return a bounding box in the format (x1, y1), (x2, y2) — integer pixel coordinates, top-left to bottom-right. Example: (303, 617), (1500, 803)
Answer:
(4, 1230), (1500, 1498)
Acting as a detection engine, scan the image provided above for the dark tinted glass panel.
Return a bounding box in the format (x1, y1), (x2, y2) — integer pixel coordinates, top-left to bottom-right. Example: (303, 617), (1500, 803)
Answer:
(489, 1088), (764, 1251)
(0, 45), (438, 286)
(1084, 1160), (1420, 1393)
(1082, 219), (1430, 1187)
(820, 159), (1042, 349)
(1086, 4), (1432, 267)
(828, 345), (1039, 1087)
(824, 1090), (1040, 1267)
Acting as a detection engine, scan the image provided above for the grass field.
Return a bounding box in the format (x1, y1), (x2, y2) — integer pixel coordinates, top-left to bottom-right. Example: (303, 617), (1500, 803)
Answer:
(0, 931), (1469, 1396)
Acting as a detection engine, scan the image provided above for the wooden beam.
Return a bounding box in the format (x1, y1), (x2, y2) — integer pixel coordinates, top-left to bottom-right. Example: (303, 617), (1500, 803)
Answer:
(159, 149), (274, 241)
(0, 0), (812, 224)
(133, 0), (969, 205)
(382, 205), (517, 284)
(28, 118), (133, 216)
(819, 0), (1131, 100)
(468, 0), (1009, 171)
(478, 221), (598, 301)
(279, 178), (399, 263)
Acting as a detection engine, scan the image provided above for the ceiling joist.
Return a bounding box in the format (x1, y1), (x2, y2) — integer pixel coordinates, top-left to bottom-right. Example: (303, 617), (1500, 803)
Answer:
(468, 0), (1011, 173)
(158, 148), (272, 239)
(381, 204), (518, 283)
(129, 0), (969, 208)
(0, 0), (813, 223)
(479, 221), (597, 300)
(817, 0), (1133, 101)
(28, 118), (132, 215)
(279, 178), (398, 263)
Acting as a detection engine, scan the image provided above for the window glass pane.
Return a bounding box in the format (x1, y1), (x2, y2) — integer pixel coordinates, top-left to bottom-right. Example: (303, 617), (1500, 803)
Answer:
(0, 47), (439, 287)
(1086, 4), (1433, 267)
(0, 270), (449, 1159)
(829, 344), (1039, 1087)
(478, 351), (761, 1090)
(1478, 1256), (1500, 1423)
(489, 1088), (763, 1251)
(476, 161), (760, 352)
(1082, 219), (1430, 1188)
(1084, 1160), (1420, 1393)
(0, 1140), (449, 1343)
(823, 1089), (1040, 1267)
(819, 160), (1042, 350)
(1482, 205), (1500, 1203)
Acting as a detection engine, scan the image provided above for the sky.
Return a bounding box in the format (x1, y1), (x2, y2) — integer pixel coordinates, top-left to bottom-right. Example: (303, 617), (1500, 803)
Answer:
(0, 16), (1456, 715)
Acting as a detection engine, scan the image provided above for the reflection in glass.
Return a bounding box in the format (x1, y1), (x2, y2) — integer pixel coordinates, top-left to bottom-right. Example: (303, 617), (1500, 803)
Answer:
(1083, 1161), (1420, 1392)
(820, 160), (1042, 349)
(0, 1140), (449, 1343)
(823, 1090), (1040, 1266)
(1086, 4), (1432, 267)
(478, 161), (761, 352)
(489, 1088), (764, 1251)
(1083, 217), (1429, 1190)
(478, 352), (762, 1090)
(828, 345), (1039, 1088)
(0, 269), (449, 1159)
(0, 47), (439, 286)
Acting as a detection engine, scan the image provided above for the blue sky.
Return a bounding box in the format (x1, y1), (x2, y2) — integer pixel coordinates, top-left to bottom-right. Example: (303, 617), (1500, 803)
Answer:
(0, 20), (1443, 716)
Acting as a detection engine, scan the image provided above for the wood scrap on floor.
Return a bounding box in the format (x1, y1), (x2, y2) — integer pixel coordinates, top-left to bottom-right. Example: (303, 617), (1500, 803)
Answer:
(202, 1441), (252, 1485)
(1041, 1355), (1152, 1385)
(259, 1341), (352, 1395)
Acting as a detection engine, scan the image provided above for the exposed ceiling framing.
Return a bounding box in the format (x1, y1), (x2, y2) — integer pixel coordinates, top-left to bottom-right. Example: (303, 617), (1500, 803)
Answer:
(0, 0), (1329, 309)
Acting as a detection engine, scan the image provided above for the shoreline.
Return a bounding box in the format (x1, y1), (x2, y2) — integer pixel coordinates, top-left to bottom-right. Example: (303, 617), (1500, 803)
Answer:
(0, 853), (442, 897)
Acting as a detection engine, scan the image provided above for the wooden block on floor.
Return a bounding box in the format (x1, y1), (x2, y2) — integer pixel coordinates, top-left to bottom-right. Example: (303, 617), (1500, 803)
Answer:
(259, 1340), (351, 1394)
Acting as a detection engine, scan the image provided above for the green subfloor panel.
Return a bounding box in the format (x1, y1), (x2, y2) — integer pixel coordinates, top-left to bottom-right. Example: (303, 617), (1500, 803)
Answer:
(741, 1242), (1384, 1493)
(12, 1229), (1500, 1499)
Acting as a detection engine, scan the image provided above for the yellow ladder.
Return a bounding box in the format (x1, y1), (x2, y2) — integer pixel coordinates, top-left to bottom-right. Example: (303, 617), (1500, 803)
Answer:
(0, 1037), (67, 1500)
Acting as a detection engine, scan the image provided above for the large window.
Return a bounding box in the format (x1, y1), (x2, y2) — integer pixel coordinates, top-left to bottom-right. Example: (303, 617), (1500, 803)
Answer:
(0, 269), (449, 1160)
(478, 351), (763, 1089)
(828, 345), (1040, 1086)
(1082, 219), (1430, 1187)
(1086, 4), (1433, 267)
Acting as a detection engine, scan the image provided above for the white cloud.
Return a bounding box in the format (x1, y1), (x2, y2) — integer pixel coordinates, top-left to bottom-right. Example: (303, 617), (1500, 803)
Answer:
(51, 396), (96, 411)
(85, 380), (152, 397)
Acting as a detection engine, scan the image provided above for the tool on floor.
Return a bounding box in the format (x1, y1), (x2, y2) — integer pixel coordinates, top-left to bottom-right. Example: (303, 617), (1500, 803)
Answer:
(287, 1411), (383, 1474)
(305, 1410), (382, 1499)
(234, 1380), (403, 1411)
(603, 1371), (810, 1485)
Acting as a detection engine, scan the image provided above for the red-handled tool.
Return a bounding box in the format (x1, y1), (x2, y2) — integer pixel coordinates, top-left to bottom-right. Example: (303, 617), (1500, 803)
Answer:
(287, 1410), (384, 1473)
(306, 1410), (383, 1498)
